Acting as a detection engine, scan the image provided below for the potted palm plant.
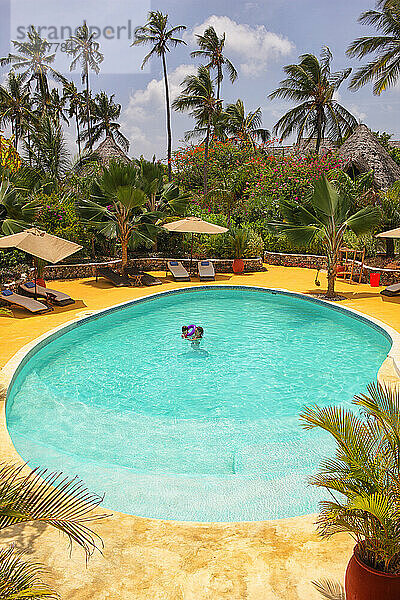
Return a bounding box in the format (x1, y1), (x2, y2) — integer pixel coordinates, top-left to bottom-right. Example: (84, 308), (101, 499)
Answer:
(229, 227), (249, 274)
(301, 383), (400, 600)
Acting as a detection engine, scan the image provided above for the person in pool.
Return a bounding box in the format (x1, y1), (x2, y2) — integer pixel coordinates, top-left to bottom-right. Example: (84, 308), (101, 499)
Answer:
(181, 325), (189, 338)
(191, 326), (204, 346)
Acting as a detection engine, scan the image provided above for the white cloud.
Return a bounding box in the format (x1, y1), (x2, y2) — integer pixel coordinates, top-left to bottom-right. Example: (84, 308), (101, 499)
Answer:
(121, 64), (197, 158)
(186, 15), (294, 77)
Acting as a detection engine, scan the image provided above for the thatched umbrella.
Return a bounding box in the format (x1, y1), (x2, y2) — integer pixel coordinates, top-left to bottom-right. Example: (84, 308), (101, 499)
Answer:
(162, 217), (228, 272)
(0, 228), (82, 298)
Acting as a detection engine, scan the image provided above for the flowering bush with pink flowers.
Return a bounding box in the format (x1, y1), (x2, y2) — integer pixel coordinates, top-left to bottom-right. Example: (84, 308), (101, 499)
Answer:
(37, 191), (87, 248)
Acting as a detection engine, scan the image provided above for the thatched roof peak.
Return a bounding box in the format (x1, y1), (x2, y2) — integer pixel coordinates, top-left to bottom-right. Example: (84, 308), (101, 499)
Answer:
(93, 134), (131, 166)
(339, 124), (400, 190)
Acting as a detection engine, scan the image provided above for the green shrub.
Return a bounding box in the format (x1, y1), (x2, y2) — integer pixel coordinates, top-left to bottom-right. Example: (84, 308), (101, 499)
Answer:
(36, 191), (88, 251)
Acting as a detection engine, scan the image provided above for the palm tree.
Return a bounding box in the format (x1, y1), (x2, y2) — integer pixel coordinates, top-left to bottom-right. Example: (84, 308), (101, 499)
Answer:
(172, 65), (220, 195)
(132, 11), (186, 181)
(0, 177), (39, 235)
(66, 22), (104, 150)
(0, 72), (35, 150)
(0, 462), (105, 598)
(79, 161), (158, 270)
(301, 382), (400, 574)
(207, 166), (248, 226)
(63, 82), (84, 157)
(0, 27), (67, 102)
(270, 175), (379, 298)
(25, 115), (70, 182)
(0, 545), (57, 599)
(32, 88), (69, 126)
(347, 0), (400, 94)
(225, 99), (270, 148)
(269, 47), (357, 153)
(82, 92), (129, 152)
(190, 25), (238, 100)
(138, 157), (188, 214)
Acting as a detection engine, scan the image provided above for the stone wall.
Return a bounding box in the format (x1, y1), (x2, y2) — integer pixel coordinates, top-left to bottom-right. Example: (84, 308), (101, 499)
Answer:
(42, 256), (264, 280)
(264, 251), (400, 286)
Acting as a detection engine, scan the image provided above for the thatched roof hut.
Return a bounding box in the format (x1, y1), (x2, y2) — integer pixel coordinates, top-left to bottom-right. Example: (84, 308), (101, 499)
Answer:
(339, 124), (400, 190)
(93, 134), (131, 166)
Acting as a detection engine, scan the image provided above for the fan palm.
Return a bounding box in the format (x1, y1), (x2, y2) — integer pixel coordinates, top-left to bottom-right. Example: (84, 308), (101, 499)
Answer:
(66, 22), (104, 150)
(347, 0), (400, 94)
(0, 72), (35, 150)
(82, 92), (129, 152)
(269, 47), (357, 153)
(0, 27), (67, 102)
(79, 161), (158, 269)
(301, 382), (400, 574)
(225, 99), (270, 148)
(138, 158), (188, 214)
(132, 11), (186, 181)
(172, 65), (221, 195)
(190, 25), (238, 100)
(270, 175), (379, 298)
(0, 177), (39, 235)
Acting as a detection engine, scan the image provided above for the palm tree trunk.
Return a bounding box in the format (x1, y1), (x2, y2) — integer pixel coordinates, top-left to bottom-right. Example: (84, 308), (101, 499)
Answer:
(121, 238), (128, 271)
(75, 109), (82, 158)
(85, 67), (92, 150)
(203, 116), (211, 196)
(326, 250), (337, 298)
(161, 53), (172, 182)
(316, 108), (323, 154)
(216, 65), (222, 101)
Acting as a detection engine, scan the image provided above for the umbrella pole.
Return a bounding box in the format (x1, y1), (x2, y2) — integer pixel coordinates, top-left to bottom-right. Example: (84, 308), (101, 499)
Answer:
(190, 232), (194, 275)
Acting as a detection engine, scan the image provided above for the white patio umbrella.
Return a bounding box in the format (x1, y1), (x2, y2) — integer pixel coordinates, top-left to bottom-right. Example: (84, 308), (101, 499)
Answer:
(0, 228), (82, 298)
(376, 227), (400, 239)
(162, 216), (228, 272)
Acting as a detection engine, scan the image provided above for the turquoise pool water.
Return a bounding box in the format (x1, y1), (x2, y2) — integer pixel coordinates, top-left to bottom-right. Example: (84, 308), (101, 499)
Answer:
(6, 287), (391, 521)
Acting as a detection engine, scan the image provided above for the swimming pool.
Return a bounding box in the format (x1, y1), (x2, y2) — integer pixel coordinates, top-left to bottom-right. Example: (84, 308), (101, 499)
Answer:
(6, 287), (391, 521)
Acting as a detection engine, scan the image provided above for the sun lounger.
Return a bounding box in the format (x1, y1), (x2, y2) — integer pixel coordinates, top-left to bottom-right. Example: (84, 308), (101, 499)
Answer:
(96, 267), (132, 287)
(198, 260), (215, 281)
(1, 289), (50, 313)
(19, 281), (75, 306)
(167, 261), (190, 282)
(381, 282), (400, 297)
(125, 267), (162, 286)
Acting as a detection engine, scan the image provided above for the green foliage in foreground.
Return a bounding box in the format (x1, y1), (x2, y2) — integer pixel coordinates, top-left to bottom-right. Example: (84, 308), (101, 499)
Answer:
(302, 383), (400, 575)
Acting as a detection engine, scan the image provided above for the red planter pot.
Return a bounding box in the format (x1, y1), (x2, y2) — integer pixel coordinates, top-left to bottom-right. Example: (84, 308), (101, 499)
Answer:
(345, 548), (400, 600)
(233, 258), (244, 274)
(36, 278), (46, 287)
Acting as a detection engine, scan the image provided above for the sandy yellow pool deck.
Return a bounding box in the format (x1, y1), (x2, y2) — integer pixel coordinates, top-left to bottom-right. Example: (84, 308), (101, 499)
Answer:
(1, 265), (399, 600)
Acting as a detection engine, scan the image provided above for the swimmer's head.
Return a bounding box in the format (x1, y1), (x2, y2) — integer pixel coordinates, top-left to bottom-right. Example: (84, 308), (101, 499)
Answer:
(182, 325), (188, 333)
(196, 326), (204, 337)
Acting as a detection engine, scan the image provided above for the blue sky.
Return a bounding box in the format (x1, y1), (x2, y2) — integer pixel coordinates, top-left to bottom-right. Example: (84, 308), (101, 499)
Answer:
(2, 0), (400, 158)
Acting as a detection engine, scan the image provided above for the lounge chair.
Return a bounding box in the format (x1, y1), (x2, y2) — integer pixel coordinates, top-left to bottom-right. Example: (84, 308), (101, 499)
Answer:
(125, 267), (162, 286)
(96, 267), (132, 287)
(198, 260), (215, 281)
(19, 281), (75, 306)
(381, 282), (400, 297)
(167, 261), (190, 282)
(1, 289), (50, 314)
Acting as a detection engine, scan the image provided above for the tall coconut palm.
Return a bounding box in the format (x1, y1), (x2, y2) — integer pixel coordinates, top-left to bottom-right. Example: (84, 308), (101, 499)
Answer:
(82, 92), (129, 152)
(269, 47), (357, 153)
(270, 175), (379, 298)
(172, 65), (220, 195)
(0, 72), (35, 150)
(25, 115), (70, 182)
(64, 82), (84, 157)
(132, 11), (186, 181)
(33, 88), (69, 126)
(347, 0), (400, 94)
(66, 22), (104, 151)
(0, 27), (67, 102)
(190, 25), (238, 100)
(225, 99), (270, 148)
(79, 161), (158, 270)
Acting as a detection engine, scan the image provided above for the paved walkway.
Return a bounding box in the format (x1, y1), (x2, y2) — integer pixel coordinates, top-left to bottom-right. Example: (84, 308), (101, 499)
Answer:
(0, 266), (398, 600)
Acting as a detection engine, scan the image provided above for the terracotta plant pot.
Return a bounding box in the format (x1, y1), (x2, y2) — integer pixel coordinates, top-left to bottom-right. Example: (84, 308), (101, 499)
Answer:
(36, 278), (46, 287)
(233, 258), (244, 274)
(345, 547), (400, 600)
